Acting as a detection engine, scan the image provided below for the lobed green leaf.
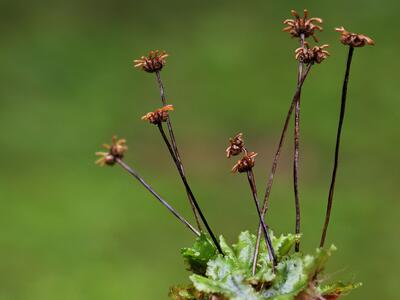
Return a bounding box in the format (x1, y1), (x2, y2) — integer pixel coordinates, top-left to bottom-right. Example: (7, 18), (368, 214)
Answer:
(176, 232), (360, 300)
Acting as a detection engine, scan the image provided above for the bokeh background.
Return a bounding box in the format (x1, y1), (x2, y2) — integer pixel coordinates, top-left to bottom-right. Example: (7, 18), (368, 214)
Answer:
(1, 0), (399, 299)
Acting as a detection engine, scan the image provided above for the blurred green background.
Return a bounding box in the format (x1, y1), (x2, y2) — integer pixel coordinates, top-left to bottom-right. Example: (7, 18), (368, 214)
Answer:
(1, 0), (399, 299)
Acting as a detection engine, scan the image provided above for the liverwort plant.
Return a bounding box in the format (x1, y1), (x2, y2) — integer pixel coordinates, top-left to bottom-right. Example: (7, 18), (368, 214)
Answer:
(283, 9), (324, 252)
(134, 50), (203, 232)
(135, 51), (223, 254)
(227, 134), (277, 267)
(320, 27), (374, 247)
(253, 10), (329, 271)
(95, 136), (200, 236)
(95, 8), (374, 300)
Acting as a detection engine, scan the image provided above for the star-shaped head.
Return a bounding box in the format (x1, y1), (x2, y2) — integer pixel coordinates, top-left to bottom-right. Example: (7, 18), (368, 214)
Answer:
(95, 136), (128, 166)
(226, 133), (245, 158)
(335, 27), (374, 47)
(141, 105), (174, 125)
(283, 9), (323, 42)
(232, 152), (258, 173)
(134, 50), (169, 73)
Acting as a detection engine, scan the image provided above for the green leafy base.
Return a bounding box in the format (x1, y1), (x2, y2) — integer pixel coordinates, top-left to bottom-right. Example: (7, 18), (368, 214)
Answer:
(170, 232), (360, 300)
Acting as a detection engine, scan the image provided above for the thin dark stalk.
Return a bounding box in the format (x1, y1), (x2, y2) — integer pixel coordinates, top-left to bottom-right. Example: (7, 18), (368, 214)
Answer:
(115, 158), (200, 237)
(293, 89), (301, 252)
(320, 46), (354, 248)
(251, 64), (312, 274)
(293, 34), (306, 252)
(155, 70), (202, 230)
(247, 170), (277, 267)
(157, 124), (223, 254)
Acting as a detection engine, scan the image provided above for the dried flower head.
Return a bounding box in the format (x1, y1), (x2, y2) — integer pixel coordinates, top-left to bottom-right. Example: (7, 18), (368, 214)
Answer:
(95, 136), (128, 166)
(141, 105), (174, 125)
(283, 9), (323, 42)
(226, 133), (245, 158)
(335, 26), (375, 47)
(295, 43), (330, 64)
(232, 152), (258, 173)
(133, 50), (168, 73)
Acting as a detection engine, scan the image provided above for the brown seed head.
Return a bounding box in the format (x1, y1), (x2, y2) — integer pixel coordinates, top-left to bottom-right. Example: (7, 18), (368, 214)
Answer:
(283, 9), (323, 42)
(95, 136), (128, 166)
(335, 26), (374, 47)
(295, 43), (330, 64)
(232, 152), (258, 173)
(141, 105), (174, 125)
(133, 50), (168, 73)
(226, 133), (245, 158)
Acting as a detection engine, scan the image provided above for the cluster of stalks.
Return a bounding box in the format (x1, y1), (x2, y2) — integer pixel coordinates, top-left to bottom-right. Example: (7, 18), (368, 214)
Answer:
(95, 9), (374, 270)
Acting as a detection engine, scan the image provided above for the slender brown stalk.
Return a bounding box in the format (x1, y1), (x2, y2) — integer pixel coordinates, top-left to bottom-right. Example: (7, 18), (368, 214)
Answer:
(293, 34), (306, 252)
(115, 158), (200, 237)
(320, 46), (354, 247)
(293, 92), (301, 252)
(246, 170), (277, 267)
(154, 70), (202, 231)
(157, 124), (223, 254)
(251, 63), (312, 274)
